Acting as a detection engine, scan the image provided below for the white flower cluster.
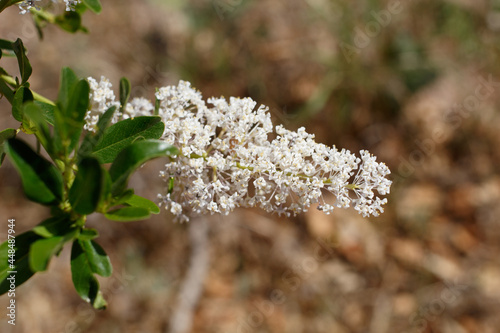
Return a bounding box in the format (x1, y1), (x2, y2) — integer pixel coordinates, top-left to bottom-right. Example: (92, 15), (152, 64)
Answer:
(85, 77), (392, 222)
(18, 0), (80, 14)
(84, 76), (121, 131)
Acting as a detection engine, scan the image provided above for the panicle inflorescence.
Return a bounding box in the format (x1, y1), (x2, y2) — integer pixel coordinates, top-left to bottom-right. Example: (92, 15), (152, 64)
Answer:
(85, 77), (392, 222)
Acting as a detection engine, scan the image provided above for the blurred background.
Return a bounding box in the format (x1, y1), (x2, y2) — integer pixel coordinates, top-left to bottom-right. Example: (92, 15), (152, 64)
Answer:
(1, 0), (500, 332)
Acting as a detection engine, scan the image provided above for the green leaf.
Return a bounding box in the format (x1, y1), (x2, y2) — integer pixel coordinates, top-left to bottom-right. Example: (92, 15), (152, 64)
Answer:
(54, 76), (90, 155)
(124, 194), (160, 214)
(78, 228), (99, 241)
(91, 291), (107, 309)
(0, 128), (16, 166)
(74, 1), (89, 14)
(55, 11), (82, 33)
(29, 222), (79, 272)
(71, 241), (104, 308)
(105, 188), (146, 214)
(105, 207), (151, 222)
(12, 86), (34, 122)
(70, 240), (110, 309)
(0, 0), (21, 13)
(23, 102), (53, 155)
(67, 79), (90, 152)
(0, 38), (14, 57)
(110, 188), (134, 206)
(66, 79), (90, 121)
(92, 116), (165, 164)
(52, 108), (65, 156)
(82, 0), (102, 13)
(119, 77), (131, 112)
(57, 67), (78, 109)
(5, 138), (63, 205)
(12, 39), (32, 84)
(0, 231), (43, 294)
(0, 38), (14, 51)
(80, 240), (111, 277)
(54, 67), (78, 154)
(69, 157), (102, 215)
(78, 105), (116, 161)
(32, 215), (73, 238)
(98, 168), (112, 210)
(0, 76), (15, 103)
(34, 101), (56, 125)
(109, 139), (178, 195)
(29, 236), (64, 272)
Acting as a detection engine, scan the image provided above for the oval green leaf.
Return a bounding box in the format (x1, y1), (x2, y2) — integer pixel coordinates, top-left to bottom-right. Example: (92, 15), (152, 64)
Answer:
(105, 207), (151, 222)
(79, 240), (112, 277)
(57, 67), (78, 109)
(0, 128), (16, 166)
(23, 102), (53, 155)
(67, 79), (90, 152)
(5, 138), (63, 205)
(32, 215), (73, 238)
(66, 79), (90, 122)
(124, 194), (160, 214)
(12, 86), (34, 122)
(109, 139), (178, 195)
(29, 236), (64, 272)
(92, 116), (165, 164)
(0, 231), (43, 294)
(82, 0), (102, 13)
(34, 101), (55, 125)
(78, 105), (116, 161)
(70, 240), (104, 308)
(0, 39), (14, 52)
(0, 76), (15, 103)
(12, 39), (32, 84)
(69, 157), (102, 215)
(78, 228), (99, 241)
(111, 188), (134, 206)
(55, 11), (82, 33)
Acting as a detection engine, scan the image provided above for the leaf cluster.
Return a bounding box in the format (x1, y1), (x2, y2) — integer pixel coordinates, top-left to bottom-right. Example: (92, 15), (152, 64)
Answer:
(0, 38), (178, 308)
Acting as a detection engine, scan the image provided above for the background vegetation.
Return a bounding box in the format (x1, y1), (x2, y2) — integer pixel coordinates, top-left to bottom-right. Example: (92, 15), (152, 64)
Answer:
(1, 0), (500, 332)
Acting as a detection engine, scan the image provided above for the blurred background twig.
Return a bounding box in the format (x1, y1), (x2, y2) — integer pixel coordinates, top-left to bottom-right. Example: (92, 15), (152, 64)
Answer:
(168, 216), (210, 333)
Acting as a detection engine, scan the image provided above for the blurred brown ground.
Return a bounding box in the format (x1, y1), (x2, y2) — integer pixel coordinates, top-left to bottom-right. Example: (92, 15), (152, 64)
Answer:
(2, 0), (500, 332)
